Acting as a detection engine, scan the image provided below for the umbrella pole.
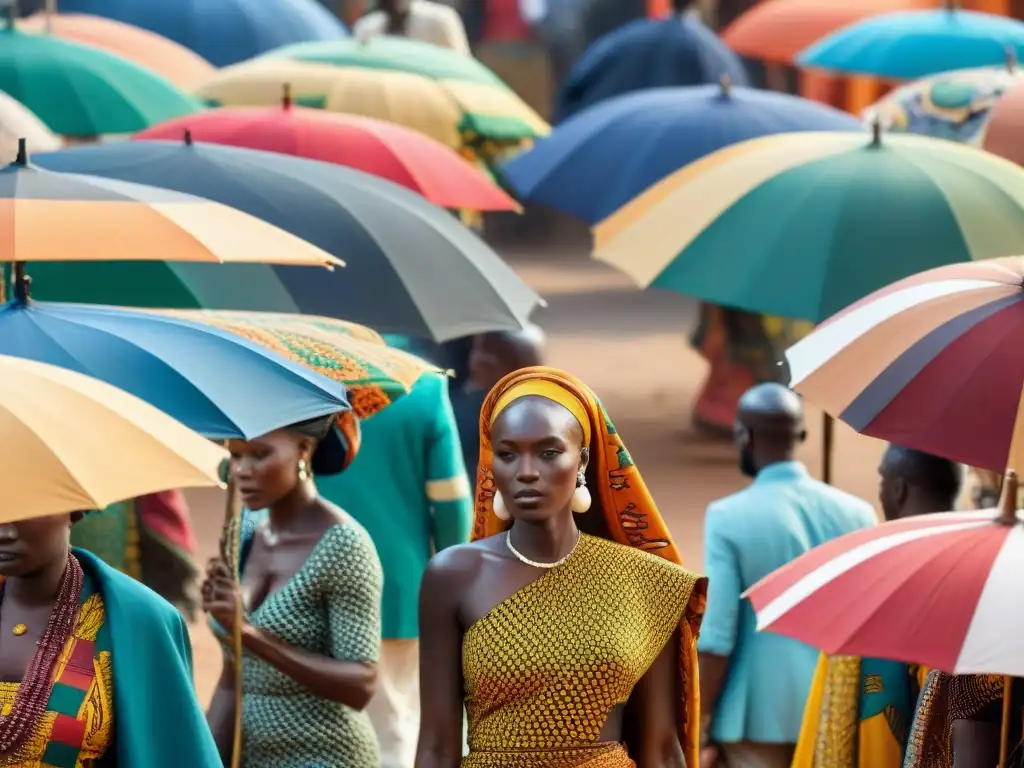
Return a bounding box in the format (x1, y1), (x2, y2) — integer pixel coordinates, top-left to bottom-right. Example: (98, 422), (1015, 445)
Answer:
(822, 412), (834, 485)
(218, 468), (244, 768)
(1000, 675), (1012, 767)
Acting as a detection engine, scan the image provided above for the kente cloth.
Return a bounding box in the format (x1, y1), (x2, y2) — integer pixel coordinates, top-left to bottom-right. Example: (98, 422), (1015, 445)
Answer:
(0, 573), (112, 768)
(792, 653), (928, 768)
(473, 366), (707, 768)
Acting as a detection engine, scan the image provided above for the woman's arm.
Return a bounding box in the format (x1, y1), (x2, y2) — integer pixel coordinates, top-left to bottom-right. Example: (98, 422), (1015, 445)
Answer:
(629, 632), (687, 768)
(206, 665), (237, 764)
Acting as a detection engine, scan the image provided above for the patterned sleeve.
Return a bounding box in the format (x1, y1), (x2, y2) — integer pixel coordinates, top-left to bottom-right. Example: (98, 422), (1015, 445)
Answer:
(319, 524), (384, 665)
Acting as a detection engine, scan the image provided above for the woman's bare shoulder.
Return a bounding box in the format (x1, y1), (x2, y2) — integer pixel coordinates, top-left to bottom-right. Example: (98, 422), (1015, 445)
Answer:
(423, 536), (504, 592)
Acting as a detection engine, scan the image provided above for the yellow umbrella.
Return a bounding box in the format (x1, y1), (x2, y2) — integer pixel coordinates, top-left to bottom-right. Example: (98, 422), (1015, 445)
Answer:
(0, 354), (226, 522)
(0, 91), (60, 164)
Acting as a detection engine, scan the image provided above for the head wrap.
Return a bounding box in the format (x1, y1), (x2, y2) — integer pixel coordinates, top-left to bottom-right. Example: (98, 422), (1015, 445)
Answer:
(287, 411), (361, 476)
(475, 365), (705, 767)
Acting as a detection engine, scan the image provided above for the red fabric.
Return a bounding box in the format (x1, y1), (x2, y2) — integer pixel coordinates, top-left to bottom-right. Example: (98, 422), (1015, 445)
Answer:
(483, 0), (532, 42)
(50, 714), (87, 746)
(136, 107), (517, 212)
(136, 491), (198, 555)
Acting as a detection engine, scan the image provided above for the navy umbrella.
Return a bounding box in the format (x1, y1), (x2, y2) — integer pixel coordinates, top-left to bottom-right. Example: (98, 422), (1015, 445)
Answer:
(31, 141), (541, 342)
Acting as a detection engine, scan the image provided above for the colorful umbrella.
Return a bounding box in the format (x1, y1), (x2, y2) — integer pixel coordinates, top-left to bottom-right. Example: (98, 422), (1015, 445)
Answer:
(133, 104), (518, 211)
(722, 0), (933, 65)
(983, 76), (1024, 165)
(1, 144), (341, 267)
(593, 129), (1024, 323)
(0, 353), (226, 522)
(0, 298), (351, 440)
(20, 12), (216, 90)
(0, 22), (201, 136)
(0, 90), (60, 163)
(864, 63), (1024, 145)
(502, 82), (860, 224)
(785, 257), (1024, 473)
(556, 12), (749, 122)
(53, 0), (348, 67)
(798, 8), (1024, 79)
(29, 142), (542, 341)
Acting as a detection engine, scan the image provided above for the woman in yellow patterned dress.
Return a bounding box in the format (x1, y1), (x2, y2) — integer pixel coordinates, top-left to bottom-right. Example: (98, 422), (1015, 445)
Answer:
(0, 510), (220, 767)
(416, 366), (707, 768)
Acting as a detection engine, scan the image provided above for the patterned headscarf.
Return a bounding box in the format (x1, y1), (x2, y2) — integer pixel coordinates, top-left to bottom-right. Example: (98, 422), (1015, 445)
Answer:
(474, 365), (705, 767)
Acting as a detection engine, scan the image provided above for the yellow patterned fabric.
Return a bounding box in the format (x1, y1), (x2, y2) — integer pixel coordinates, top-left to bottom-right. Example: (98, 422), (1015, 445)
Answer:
(462, 534), (704, 768)
(0, 593), (113, 767)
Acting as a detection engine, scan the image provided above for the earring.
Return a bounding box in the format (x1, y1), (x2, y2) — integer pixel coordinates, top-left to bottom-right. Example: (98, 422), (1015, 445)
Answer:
(571, 471), (591, 514)
(493, 491), (510, 521)
(298, 459), (310, 482)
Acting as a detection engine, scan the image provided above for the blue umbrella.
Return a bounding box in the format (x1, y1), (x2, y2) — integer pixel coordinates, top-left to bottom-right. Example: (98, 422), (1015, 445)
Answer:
(0, 299), (350, 440)
(798, 9), (1024, 80)
(504, 84), (861, 224)
(555, 12), (749, 123)
(53, 0), (347, 67)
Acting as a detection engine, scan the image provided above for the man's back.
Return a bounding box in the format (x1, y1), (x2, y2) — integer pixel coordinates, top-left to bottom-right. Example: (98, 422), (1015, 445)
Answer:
(354, 0), (471, 53)
(699, 461), (877, 744)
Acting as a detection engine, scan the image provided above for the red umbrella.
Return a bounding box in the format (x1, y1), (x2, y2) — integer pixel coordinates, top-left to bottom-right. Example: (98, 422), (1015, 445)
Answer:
(134, 100), (518, 212)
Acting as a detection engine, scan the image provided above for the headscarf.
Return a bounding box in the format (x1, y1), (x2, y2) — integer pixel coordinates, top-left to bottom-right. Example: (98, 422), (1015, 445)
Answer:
(287, 411), (361, 476)
(474, 365), (705, 767)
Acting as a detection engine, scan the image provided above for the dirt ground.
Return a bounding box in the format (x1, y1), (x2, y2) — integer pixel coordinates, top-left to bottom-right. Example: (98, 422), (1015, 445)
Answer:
(182, 236), (888, 705)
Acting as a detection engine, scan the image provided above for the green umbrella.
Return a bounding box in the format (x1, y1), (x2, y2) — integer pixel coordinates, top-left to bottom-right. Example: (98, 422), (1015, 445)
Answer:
(0, 23), (201, 135)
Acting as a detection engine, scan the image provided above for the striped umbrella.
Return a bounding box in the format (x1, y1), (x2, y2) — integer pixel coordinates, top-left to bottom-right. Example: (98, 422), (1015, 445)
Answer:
(787, 257), (1024, 474)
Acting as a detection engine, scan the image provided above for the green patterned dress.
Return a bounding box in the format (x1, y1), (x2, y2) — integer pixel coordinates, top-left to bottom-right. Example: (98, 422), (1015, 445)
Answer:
(241, 522), (384, 768)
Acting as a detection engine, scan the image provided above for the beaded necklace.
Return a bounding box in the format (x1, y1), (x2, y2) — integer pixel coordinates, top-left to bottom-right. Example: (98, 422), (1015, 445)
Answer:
(0, 554), (83, 755)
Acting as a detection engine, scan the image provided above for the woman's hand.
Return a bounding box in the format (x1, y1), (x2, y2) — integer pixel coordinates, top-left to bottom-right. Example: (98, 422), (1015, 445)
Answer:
(202, 558), (244, 632)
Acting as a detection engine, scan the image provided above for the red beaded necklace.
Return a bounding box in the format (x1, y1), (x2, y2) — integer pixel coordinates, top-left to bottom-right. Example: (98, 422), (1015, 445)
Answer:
(0, 554), (84, 755)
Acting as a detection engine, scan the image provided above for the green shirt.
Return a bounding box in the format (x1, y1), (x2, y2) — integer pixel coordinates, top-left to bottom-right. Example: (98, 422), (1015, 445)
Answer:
(317, 373), (472, 639)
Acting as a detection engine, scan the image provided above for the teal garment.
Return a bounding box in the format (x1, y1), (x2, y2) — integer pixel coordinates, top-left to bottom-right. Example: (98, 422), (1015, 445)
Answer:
(317, 372), (472, 639)
(74, 548), (222, 768)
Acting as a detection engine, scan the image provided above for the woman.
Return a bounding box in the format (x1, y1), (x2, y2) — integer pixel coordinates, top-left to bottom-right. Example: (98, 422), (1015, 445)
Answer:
(416, 366), (707, 768)
(0, 510), (220, 766)
(202, 411), (384, 768)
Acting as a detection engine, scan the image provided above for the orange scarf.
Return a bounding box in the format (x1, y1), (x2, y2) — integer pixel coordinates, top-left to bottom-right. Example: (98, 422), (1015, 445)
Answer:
(473, 366), (705, 768)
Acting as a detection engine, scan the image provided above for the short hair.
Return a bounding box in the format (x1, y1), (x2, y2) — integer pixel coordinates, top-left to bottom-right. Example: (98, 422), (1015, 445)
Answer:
(883, 445), (963, 502)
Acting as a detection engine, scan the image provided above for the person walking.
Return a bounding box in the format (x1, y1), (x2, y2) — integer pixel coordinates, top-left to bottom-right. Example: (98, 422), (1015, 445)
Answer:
(353, 0), (472, 53)
(698, 383), (877, 768)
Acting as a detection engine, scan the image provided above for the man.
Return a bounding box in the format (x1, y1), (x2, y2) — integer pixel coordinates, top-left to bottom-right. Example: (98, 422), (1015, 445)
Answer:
(317, 371), (472, 768)
(698, 383), (877, 768)
(353, 0), (472, 54)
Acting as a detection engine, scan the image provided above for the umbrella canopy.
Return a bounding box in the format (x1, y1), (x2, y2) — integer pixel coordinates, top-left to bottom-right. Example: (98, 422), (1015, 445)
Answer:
(556, 13), (749, 123)
(0, 353), (226, 521)
(53, 0), (348, 67)
(983, 77), (1024, 165)
(798, 9), (1024, 80)
(0, 24), (201, 135)
(30, 142), (542, 341)
(1, 147), (341, 267)
(502, 82), (860, 224)
(194, 60), (549, 148)
(0, 299), (353, 440)
(786, 257), (1024, 473)
(133, 105), (517, 211)
(19, 12), (216, 90)
(0, 90), (60, 163)
(593, 129), (1024, 323)
(722, 0), (934, 65)
(864, 64), (1024, 145)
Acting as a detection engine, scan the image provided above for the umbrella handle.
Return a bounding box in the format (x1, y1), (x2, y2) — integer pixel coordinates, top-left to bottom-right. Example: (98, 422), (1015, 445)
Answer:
(821, 412), (834, 486)
(219, 463), (244, 768)
(1000, 675), (1012, 768)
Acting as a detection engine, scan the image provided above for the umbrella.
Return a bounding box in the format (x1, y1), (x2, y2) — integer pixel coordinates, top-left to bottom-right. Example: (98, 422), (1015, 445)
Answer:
(0, 298), (352, 440)
(501, 82), (860, 224)
(0, 353), (226, 522)
(29, 142), (542, 341)
(983, 76), (1024, 165)
(53, 0), (348, 67)
(132, 104), (518, 211)
(0, 142), (341, 268)
(864, 62), (1024, 145)
(0, 90), (60, 163)
(798, 8), (1024, 80)
(592, 127), (1024, 323)
(785, 257), (1024, 474)
(19, 12), (216, 90)
(0, 21), (201, 136)
(721, 0), (934, 65)
(555, 12), (749, 123)
(195, 60), (550, 149)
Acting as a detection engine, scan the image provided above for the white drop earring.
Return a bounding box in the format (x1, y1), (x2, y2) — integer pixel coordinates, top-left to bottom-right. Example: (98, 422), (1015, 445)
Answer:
(298, 459), (310, 482)
(571, 471), (591, 513)
(493, 491), (510, 521)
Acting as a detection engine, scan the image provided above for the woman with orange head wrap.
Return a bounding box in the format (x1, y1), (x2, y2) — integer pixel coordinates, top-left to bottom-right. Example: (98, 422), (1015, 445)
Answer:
(416, 366), (706, 768)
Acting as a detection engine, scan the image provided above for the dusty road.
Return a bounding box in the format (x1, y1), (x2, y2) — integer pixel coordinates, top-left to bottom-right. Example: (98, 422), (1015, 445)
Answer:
(183, 240), (888, 704)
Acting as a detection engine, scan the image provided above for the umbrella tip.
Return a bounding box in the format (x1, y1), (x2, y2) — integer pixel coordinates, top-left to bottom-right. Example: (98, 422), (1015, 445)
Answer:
(870, 116), (883, 146)
(1007, 45), (1018, 71)
(15, 137), (26, 166)
(184, 129), (193, 146)
(997, 469), (1019, 524)
(719, 73), (732, 97)
(11, 261), (29, 304)
(282, 82), (292, 110)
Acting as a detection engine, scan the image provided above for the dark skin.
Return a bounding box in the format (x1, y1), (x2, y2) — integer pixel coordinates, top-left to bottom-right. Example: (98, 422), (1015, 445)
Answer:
(379, 0), (411, 34)
(203, 429), (377, 763)
(416, 396), (685, 768)
(467, 328), (545, 394)
(700, 383), (806, 767)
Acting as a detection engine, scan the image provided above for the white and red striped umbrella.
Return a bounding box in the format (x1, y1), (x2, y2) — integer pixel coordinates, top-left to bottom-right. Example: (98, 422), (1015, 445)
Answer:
(745, 495), (1024, 676)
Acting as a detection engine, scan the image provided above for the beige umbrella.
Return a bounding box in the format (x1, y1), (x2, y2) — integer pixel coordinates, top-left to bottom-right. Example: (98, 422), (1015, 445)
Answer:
(0, 91), (61, 164)
(0, 354), (226, 523)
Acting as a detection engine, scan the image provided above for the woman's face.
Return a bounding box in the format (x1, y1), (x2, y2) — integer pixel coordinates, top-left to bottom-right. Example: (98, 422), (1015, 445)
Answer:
(228, 431), (313, 511)
(490, 396), (588, 523)
(0, 514), (72, 578)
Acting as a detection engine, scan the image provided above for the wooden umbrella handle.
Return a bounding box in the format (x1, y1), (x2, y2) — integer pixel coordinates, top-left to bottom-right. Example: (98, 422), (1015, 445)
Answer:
(219, 463), (244, 768)
(1000, 675), (1012, 768)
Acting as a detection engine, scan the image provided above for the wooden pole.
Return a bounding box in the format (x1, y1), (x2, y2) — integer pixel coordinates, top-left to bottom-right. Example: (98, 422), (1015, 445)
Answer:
(218, 462), (244, 768)
(44, 0), (54, 33)
(822, 412), (834, 485)
(1000, 675), (1012, 768)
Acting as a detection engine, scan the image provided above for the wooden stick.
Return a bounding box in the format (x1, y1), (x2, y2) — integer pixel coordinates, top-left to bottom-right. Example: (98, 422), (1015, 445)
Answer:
(219, 466), (244, 768)
(822, 412), (834, 485)
(1000, 675), (1012, 767)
